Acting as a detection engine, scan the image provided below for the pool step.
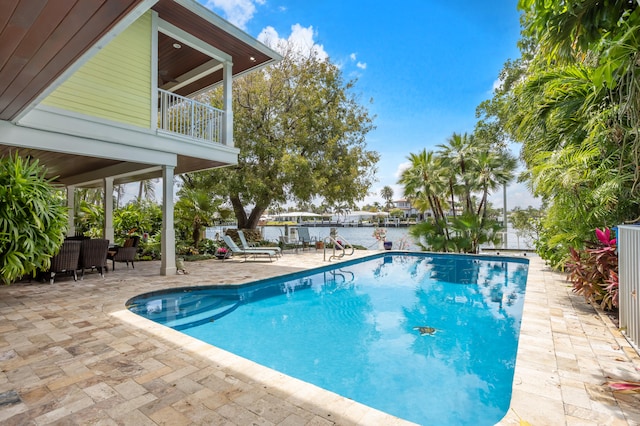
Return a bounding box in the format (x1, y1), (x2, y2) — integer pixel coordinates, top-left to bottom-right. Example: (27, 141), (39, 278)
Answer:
(168, 298), (242, 330)
(135, 295), (242, 330)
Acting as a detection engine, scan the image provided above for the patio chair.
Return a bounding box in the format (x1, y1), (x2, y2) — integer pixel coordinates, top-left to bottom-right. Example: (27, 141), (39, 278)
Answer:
(79, 238), (109, 279)
(108, 236), (139, 270)
(222, 235), (277, 262)
(48, 240), (81, 284)
(237, 230), (282, 257)
(297, 227), (317, 251)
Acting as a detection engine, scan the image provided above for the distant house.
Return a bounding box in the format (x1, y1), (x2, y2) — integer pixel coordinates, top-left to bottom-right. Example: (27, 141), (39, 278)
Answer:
(393, 199), (433, 221)
(0, 0), (280, 275)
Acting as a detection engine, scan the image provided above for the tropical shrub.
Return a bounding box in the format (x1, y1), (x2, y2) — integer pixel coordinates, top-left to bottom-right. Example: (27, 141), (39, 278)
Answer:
(138, 233), (161, 260)
(0, 154), (68, 284)
(75, 199), (104, 237)
(198, 238), (220, 255)
(113, 200), (162, 242)
(565, 228), (618, 311)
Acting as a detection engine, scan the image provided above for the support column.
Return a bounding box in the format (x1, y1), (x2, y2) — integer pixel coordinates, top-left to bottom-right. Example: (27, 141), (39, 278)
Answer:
(66, 185), (75, 237)
(104, 177), (115, 244)
(503, 183), (508, 249)
(161, 166), (176, 275)
(222, 60), (234, 147)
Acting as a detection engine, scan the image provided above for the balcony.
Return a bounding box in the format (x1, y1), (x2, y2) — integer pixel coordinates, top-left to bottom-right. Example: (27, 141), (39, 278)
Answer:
(158, 89), (224, 144)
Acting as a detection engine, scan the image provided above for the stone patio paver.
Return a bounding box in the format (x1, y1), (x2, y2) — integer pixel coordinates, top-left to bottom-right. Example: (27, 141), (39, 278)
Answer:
(0, 250), (638, 425)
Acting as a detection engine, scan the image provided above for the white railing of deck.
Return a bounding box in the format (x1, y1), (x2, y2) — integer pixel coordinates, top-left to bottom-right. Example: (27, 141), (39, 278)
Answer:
(617, 225), (640, 347)
(158, 89), (224, 144)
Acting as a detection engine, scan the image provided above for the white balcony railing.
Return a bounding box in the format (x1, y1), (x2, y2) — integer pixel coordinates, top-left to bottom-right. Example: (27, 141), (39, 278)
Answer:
(158, 89), (224, 144)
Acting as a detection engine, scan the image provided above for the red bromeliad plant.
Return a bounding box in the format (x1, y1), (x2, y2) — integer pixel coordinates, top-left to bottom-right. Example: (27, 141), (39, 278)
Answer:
(565, 228), (619, 311)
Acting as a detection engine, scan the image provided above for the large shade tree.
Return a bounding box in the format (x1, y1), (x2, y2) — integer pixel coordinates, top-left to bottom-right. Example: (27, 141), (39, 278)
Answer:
(189, 41), (378, 229)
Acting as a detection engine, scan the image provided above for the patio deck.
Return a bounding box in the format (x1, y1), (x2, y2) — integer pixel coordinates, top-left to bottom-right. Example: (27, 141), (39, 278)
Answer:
(0, 252), (638, 425)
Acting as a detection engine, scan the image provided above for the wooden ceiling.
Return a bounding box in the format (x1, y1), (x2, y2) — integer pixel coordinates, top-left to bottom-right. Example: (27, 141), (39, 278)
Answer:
(152, 0), (274, 96)
(0, 145), (229, 186)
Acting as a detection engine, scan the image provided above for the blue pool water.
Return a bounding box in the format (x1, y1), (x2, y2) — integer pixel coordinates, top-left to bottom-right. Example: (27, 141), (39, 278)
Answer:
(128, 253), (529, 425)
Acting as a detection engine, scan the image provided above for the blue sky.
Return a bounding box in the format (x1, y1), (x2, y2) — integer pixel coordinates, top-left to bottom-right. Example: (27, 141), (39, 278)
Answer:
(200, 0), (539, 209)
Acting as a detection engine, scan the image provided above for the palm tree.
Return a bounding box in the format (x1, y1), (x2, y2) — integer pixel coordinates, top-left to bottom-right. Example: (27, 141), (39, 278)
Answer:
(437, 132), (477, 215)
(380, 186), (394, 210)
(174, 188), (220, 247)
(473, 149), (517, 227)
(137, 179), (156, 202)
(399, 149), (450, 242)
(114, 184), (125, 208)
(333, 203), (352, 223)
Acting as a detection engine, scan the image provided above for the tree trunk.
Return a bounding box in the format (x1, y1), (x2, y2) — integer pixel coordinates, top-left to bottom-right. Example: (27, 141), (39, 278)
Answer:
(230, 196), (268, 229)
(192, 225), (201, 248)
(230, 195), (248, 228)
(246, 206), (266, 229)
(449, 178), (457, 219)
(477, 185), (489, 228)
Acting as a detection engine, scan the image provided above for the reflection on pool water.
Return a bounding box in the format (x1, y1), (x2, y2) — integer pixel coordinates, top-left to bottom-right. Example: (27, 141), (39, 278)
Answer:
(128, 253), (529, 425)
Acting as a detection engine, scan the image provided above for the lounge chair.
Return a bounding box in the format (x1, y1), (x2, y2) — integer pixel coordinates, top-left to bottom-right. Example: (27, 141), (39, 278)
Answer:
(237, 230), (282, 257)
(222, 235), (277, 262)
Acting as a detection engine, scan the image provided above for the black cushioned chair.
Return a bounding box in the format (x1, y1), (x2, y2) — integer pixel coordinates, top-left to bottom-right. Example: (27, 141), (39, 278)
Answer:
(79, 238), (109, 279)
(108, 236), (139, 270)
(48, 240), (81, 284)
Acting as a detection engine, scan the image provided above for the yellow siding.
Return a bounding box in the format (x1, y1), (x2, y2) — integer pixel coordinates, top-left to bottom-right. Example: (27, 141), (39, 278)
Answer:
(42, 12), (152, 128)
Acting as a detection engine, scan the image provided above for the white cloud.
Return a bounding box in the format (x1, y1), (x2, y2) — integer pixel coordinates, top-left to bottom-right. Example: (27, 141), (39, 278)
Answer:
(488, 181), (541, 210)
(348, 53), (367, 70)
(394, 161), (411, 180)
(257, 24), (328, 60)
(202, 0), (260, 30)
(257, 26), (279, 45)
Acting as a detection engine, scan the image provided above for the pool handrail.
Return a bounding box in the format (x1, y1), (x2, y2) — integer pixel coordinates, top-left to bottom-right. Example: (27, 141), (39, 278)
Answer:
(323, 234), (355, 261)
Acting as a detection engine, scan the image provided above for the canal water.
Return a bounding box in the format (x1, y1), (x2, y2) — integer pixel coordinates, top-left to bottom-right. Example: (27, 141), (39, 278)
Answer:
(207, 224), (534, 251)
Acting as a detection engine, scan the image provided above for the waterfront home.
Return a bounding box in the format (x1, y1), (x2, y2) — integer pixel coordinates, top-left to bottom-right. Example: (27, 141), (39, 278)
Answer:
(0, 0), (280, 275)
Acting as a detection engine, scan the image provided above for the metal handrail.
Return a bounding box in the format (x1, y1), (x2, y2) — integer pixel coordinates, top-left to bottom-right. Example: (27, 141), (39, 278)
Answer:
(158, 89), (224, 143)
(323, 235), (355, 261)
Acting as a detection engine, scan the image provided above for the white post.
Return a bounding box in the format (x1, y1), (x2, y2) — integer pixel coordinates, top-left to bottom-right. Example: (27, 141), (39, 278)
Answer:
(104, 177), (115, 244)
(222, 61), (233, 147)
(66, 185), (75, 237)
(161, 166), (176, 275)
(503, 183), (508, 249)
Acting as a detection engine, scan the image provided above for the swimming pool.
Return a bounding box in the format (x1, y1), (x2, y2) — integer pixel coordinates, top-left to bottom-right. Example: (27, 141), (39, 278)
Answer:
(128, 253), (529, 425)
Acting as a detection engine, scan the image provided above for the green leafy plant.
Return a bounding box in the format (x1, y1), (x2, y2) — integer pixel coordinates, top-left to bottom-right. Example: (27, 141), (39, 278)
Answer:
(565, 228), (618, 310)
(197, 238), (220, 255)
(138, 233), (161, 260)
(0, 153), (68, 284)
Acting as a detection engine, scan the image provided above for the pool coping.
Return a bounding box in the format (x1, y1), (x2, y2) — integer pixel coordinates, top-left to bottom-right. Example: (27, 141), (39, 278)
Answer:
(1, 251), (639, 424)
